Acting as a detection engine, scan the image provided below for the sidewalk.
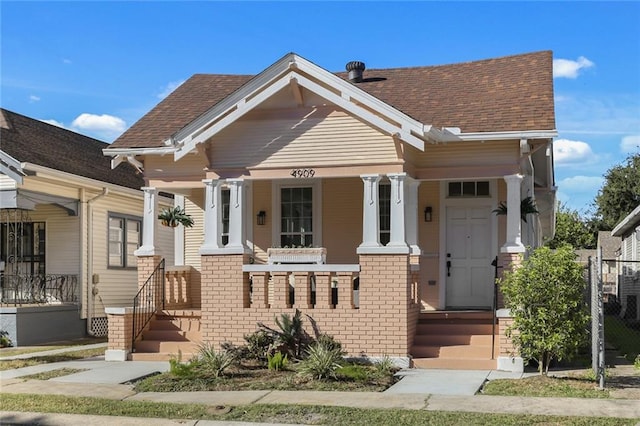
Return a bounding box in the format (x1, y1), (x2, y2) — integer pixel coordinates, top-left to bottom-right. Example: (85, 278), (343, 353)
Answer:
(2, 343), (640, 423)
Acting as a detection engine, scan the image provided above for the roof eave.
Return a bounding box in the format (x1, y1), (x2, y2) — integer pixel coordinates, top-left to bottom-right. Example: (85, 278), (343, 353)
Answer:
(612, 205), (640, 237)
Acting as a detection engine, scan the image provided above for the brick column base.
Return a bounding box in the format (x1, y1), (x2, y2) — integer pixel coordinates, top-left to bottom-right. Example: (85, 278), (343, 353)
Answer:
(105, 307), (133, 361)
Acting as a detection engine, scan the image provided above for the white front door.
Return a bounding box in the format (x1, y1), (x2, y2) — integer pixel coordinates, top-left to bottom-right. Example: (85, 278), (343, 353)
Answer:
(445, 205), (493, 308)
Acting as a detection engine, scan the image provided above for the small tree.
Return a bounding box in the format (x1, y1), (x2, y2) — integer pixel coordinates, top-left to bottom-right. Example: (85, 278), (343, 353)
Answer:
(500, 245), (589, 374)
(545, 203), (596, 249)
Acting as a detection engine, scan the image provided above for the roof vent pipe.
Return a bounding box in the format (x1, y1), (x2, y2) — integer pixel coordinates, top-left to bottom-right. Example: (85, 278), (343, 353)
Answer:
(346, 61), (366, 83)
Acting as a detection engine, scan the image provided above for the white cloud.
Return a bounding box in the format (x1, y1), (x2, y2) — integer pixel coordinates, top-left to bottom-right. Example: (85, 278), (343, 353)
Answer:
(63, 58), (72, 64)
(29, 95), (40, 102)
(41, 119), (65, 128)
(620, 135), (640, 153)
(553, 139), (596, 165)
(71, 113), (126, 139)
(553, 56), (594, 79)
(558, 175), (604, 194)
(157, 80), (185, 99)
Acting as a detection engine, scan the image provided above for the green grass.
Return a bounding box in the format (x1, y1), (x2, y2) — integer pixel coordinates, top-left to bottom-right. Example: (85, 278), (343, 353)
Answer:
(0, 338), (106, 358)
(481, 375), (609, 398)
(604, 315), (640, 363)
(0, 347), (105, 371)
(0, 393), (634, 425)
(19, 368), (88, 380)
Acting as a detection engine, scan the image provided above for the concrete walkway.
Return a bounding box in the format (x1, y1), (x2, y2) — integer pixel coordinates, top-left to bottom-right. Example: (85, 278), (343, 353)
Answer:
(2, 343), (639, 424)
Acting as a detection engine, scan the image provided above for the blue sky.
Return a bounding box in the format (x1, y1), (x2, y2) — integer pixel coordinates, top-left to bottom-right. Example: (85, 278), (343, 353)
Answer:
(2, 1), (639, 215)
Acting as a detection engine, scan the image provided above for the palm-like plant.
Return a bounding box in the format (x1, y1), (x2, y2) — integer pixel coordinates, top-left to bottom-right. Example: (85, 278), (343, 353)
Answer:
(493, 196), (539, 223)
(158, 206), (194, 228)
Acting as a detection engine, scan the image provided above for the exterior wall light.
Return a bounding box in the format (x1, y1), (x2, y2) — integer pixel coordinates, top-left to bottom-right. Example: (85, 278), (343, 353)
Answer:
(257, 210), (266, 226)
(424, 206), (433, 222)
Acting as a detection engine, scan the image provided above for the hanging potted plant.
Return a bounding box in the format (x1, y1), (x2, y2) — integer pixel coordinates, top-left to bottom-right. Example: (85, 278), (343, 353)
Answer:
(158, 206), (194, 228)
(493, 196), (539, 223)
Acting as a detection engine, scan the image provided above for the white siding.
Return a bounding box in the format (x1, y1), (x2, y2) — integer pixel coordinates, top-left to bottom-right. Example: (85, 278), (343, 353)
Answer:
(0, 173), (17, 190)
(184, 194), (204, 272)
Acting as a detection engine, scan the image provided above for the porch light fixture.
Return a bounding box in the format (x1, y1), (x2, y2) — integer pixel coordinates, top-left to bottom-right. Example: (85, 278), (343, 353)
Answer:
(424, 206), (433, 222)
(257, 210), (266, 226)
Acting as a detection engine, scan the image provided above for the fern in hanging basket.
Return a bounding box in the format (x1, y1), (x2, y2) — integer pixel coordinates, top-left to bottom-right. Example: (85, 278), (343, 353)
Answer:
(158, 206), (194, 228)
(493, 196), (539, 223)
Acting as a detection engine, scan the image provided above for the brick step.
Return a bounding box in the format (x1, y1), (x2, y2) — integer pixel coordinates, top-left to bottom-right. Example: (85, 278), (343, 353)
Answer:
(134, 340), (201, 354)
(412, 344), (497, 359)
(419, 311), (493, 321)
(148, 318), (201, 332)
(412, 333), (494, 347)
(412, 357), (497, 370)
(141, 329), (202, 342)
(416, 322), (494, 335)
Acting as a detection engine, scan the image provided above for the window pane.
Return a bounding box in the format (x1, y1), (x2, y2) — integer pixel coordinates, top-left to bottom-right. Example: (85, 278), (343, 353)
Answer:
(379, 184), (391, 244)
(463, 181), (475, 196)
(477, 181), (490, 196)
(108, 218), (124, 267)
(302, 187), (312, 202)
(126, 219), (141, 266)
(449, 182), (461, 197)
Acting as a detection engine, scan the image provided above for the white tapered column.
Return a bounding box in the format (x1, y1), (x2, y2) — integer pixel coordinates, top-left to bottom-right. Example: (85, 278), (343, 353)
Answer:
(135, 187), (158, 256)
(387, 173), (408, 251)
(501, 174), (526, 253)
(226, 178), (248, 252)
(405, 178), (421, 255)
(357, 174), (382, 253)
(200, 179), (223, 254)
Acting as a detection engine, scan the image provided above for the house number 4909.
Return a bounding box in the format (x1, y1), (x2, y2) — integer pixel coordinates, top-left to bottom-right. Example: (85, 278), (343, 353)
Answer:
(290, 168), (315, 178)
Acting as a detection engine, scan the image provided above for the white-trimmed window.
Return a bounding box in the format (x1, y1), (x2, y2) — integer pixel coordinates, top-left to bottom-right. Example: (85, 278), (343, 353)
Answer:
(280, 186), (313, 247)
(221, 189), (230, 246)
(108, 214), (141, 268)
(379, 182), (391, 245)
(448, 181), (490, 197)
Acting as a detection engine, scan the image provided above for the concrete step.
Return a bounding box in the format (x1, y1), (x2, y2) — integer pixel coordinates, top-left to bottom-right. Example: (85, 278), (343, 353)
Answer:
(141, 329), (202, 342)
(412, 333), (494, 347)
(129, 351), (199, 362)
(148, 318), (201, 332)
(412, 357), (497, 370)
(411, 344), (496, 359)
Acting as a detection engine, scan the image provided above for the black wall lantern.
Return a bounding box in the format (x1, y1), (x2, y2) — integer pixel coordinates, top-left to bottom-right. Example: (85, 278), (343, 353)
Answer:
(257, 210), (266, 226)
(424, 206), (433, 222)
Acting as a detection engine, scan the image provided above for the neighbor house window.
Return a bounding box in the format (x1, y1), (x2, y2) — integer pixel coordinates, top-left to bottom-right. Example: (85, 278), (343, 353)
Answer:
(280, 187), (313, 247)
(448, 181), (490, 197)
(379, 182), (391, 245)
(108, 214), (141, 268)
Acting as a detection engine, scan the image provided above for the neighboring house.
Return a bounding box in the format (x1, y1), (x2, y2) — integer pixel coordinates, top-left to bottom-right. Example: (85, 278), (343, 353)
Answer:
(597, 231), (621, 301)
(0, 108), (174, 345)
(612, 205), (640, 320)
(103, 51), (557, 371)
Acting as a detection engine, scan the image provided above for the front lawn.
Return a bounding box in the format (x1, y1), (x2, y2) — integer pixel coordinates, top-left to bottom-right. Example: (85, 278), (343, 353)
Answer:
(481, 374), (609, 398)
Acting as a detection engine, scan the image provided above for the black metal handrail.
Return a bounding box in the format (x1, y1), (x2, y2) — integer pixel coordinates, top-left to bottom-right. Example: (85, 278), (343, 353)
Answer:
(491, 256), (502, 360)
(132, 259), (165, 351)
(0, 274), (79, 305)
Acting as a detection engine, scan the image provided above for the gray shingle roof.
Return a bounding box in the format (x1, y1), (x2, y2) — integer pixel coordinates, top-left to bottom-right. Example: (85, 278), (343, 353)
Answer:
(1, 108), (144, 190)
(109, 51), (556, 149)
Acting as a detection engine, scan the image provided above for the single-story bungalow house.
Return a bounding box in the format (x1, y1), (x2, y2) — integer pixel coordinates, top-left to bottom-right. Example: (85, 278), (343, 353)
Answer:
(0, 109), (174, 345)
(103, 51), (557, 371)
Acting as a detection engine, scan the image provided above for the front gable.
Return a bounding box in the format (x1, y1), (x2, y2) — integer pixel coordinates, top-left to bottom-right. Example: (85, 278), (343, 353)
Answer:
(169, 53), (459, 163)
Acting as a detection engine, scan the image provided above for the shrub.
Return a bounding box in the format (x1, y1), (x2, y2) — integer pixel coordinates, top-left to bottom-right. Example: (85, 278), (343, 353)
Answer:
(0, 331), (12, 348)
(196, 342), (235, 378)
(267, 351), (289, 371)
(244, 330), (274, 362)
(635, 355), (640, 370)
(297, 343), (343, 380)
(374, 354), (396, 376)
(258, 309), (309, 359)
(315, 333), (344, 354)
(500, 245), (589, 374)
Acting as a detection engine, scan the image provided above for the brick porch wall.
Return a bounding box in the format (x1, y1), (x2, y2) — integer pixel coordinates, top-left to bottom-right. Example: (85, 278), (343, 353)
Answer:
(200, 253), (420, 358)
(497, 251), (524, 361)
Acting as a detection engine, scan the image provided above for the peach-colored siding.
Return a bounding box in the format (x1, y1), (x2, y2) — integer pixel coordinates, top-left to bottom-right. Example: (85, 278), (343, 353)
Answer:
(322, 178), (362, 264)
(208, 107), (398, 169)
(417, 181), (440, 310)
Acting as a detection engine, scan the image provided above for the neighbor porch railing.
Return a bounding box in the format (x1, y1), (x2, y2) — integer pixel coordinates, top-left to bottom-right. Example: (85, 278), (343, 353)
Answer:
(132, 259), (165, 351)
(0, 274), (79, 305)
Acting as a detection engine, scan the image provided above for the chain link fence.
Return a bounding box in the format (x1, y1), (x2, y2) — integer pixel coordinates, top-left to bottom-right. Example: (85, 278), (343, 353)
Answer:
(588, 254), (640, 389)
